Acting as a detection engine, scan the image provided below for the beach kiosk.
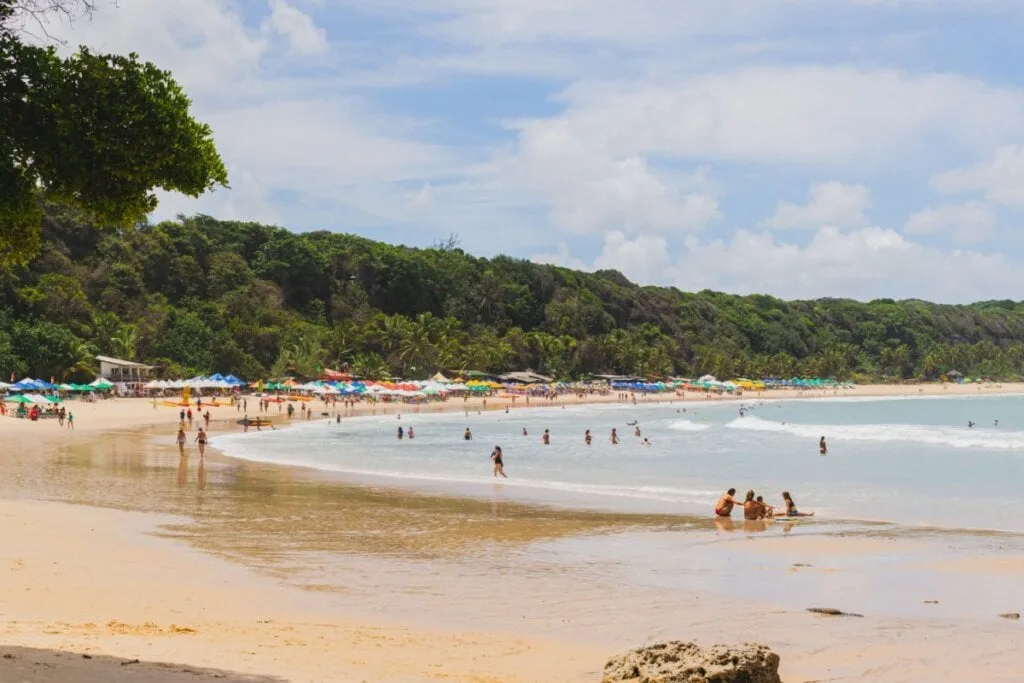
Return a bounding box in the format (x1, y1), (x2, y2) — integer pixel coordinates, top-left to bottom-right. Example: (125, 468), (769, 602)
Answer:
(96, 355), (155, 396)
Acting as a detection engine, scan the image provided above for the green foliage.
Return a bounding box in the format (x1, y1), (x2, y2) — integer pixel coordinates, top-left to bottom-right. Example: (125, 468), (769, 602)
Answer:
(4, 209), (1024, 382)
(0, 21), (227, 266)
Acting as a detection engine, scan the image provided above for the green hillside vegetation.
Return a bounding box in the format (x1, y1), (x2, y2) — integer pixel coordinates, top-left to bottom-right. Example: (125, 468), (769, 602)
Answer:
(2, 207), (1024, 383)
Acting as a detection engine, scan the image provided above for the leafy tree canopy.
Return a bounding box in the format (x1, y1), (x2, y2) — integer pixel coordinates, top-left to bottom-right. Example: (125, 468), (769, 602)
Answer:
(0, 0), (228, 266)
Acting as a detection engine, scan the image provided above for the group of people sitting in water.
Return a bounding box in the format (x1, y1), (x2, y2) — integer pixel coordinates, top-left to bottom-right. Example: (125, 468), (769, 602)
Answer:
(715, 488), (814, 519)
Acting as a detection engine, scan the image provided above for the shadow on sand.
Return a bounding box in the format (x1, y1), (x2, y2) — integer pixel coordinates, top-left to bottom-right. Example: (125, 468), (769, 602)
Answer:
(0, 646), (289, 682)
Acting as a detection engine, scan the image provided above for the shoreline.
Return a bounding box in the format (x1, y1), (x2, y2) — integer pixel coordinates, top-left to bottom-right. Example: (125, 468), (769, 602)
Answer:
(5, 387), (1024, 680)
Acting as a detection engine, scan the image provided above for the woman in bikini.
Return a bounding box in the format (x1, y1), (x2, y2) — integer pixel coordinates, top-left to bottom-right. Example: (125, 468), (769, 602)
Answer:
(176, 427), (187, 456)
(491, 446), (507, 478)
(781, 490), (815, 517)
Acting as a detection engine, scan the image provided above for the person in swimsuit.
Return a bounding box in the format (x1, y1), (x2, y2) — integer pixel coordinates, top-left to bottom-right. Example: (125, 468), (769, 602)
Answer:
(585, 430), (592, 445)
(491, 446), (507, 478)
(176, 427), (187, 456)
(642, 437), (651, 446)
(610, 428), (619, 445)
(522, 427), (528, 437)
(742, 490), (762, 520)
(542, 429), (550, 445)
(397, 426), (404, 439)
(194, 427), (208, 457)
(408, 426), (414, 439)
(634, 425), (641, 438)
(819, 436), (827, 455)
(714, 488), (740, 517)
(756, 495), (774, 518)
(781, 490), (814, 517)
(464, 427), (473, 441)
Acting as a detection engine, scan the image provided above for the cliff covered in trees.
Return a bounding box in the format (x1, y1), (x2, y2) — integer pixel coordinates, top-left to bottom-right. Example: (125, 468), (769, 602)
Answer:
(3, 208), (1024, 383)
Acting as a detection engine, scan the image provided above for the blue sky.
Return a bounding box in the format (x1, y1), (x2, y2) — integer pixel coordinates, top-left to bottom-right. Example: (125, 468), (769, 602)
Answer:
(49, 0), (1024, 302)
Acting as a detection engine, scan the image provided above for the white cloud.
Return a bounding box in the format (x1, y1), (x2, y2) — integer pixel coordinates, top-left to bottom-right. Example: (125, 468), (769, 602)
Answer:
(932, 145), (1024, 206)
(763, 182), (872, 230)
(503, 126), (722, 235)
(531, 243), (589, 271)
(669, 226), (1018, 302)
(904, 200), (994, 243)
(592, 231), (671, 284)
(264, 0), (329, 55)
(513, 68), (1024, 168)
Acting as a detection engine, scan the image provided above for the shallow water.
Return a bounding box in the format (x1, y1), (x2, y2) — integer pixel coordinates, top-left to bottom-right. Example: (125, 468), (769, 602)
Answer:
(215, 394), (1024, 532)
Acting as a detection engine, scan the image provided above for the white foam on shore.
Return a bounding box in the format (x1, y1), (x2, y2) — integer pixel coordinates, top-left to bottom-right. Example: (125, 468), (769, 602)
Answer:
(726, 416), (1024, 450)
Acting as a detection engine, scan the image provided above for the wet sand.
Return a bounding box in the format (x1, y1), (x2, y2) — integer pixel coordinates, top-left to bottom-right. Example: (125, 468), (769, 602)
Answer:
(4, 394), (1024, 681)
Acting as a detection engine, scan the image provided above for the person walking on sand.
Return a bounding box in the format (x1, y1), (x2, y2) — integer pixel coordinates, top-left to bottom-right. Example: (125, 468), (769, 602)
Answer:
(585, 429), (592, 446)
(542, 429), (550, 445)
(66, 412), (74, 430)
(714, 488), (740, 517)
(176, 427), (187, 456)
(194, 427), (208, 458)
(610, 428), (619, 445)
(781, 490), (814, 517)
(819, 436), (827, 455)
(187, 408), (193, 427)
(491, 445), (507, 478)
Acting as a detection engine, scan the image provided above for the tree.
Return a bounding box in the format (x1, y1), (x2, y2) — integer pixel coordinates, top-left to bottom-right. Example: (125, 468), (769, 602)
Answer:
(0, 1), (228, 266)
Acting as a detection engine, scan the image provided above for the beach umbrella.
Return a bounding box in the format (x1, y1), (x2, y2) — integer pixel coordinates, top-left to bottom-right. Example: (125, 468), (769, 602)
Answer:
(90, 378), (115, 389)
(6, 395), (31, 403)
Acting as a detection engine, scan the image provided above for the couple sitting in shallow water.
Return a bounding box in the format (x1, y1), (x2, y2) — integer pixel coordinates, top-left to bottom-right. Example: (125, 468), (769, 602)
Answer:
(715, 488), (814, 519)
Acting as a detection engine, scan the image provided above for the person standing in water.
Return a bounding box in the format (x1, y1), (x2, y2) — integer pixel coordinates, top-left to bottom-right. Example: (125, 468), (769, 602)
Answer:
(610, 428), (619, 444)
(522, 427), (528, 437)
(819, 436), (827, 455)
(634, 425), (641, 438)
(585, 430), (592, 445)
(491, 446), (507, 478)
(464, 427), (473, 441)
(542, 429), (550, 445)
(408, 426), (415, 439)
(397, 426), (404, 439)
(194, 427), (208, 458)
(176, 427), (187, 456)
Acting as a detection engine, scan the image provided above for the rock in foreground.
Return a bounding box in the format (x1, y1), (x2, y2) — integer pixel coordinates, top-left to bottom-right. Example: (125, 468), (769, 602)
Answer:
(602, 641), (782, 683)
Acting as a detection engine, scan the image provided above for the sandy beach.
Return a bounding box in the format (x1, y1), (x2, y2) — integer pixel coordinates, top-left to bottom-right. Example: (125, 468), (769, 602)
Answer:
(3, 383), (1024, 682)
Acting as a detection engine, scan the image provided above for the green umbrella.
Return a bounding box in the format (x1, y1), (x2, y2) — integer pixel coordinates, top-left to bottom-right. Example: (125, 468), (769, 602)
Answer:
(46, 395), (62, 403)
(6, 395), (31, 403)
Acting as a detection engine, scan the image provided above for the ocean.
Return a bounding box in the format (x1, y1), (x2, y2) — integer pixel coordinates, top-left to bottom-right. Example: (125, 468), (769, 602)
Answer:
(213, 394), (1024, 533)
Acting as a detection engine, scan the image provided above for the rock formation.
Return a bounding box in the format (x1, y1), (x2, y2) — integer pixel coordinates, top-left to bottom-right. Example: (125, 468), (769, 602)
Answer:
(602, 640), (782, 683)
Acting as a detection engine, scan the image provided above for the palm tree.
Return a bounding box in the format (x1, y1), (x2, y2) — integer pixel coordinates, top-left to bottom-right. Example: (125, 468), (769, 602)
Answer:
(90, 312), (122, 355)
(64, 339), (97, 381)
(112, 326), (140, 361)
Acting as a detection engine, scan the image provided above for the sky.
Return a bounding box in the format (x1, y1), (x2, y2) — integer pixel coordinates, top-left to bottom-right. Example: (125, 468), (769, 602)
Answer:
(39, 0), (1024, 303)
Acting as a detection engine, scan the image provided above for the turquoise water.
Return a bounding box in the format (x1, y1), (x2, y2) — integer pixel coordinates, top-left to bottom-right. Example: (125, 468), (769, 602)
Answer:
(215, 395), (1024, 532)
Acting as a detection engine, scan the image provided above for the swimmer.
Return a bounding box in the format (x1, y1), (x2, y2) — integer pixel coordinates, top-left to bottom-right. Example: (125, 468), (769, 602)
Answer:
(634, 425), (641, 438)
(408, 426), (415, 439)
(522, 427), (528, 437)
(642, 437), (651, 446)
(610, 428), (619, 445)
(542, 429), (551, 445)
(819, 436), (827, 455)
(585, 429), (592, 446)
(464, 427), (473, 441)
(491, 445), (507, 478)
(397, 426), (404, 439)
(714, 488), (740, 517)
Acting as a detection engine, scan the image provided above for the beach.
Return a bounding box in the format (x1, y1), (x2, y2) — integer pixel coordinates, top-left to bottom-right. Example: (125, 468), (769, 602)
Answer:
(4, 384), (1024, 682)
